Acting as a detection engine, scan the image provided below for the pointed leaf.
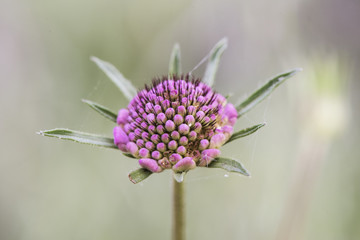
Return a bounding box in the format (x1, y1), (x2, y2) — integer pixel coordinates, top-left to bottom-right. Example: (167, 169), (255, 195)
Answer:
(173, 172), (186, 183)
(82, 99), (117, 122)
(202, 38), (228, 86)
(208, 157), (250, 176)
(38, 128), (117, 149)
(226, 123), (266, 144)
(169, 43), (181, 76)
(128, 168), (153, 184)
(236, 68), (302, 117)
(91, 56), (137, 101)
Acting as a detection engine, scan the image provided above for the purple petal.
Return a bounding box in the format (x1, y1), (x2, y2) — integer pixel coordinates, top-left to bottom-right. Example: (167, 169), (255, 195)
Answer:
(172, 157), (196, 172)
(209, 133), (226, 148)
(199, 149), (221, 166)
(224, 103), (238, 126)
(126, 142), (139, 156)
(117, 109), (129, 125)
(139, 158), (162, 173)
(113, 126), (129, 147)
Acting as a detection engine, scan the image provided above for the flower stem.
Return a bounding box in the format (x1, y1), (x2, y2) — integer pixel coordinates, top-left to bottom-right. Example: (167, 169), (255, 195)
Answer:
(172, 177), (185, 240)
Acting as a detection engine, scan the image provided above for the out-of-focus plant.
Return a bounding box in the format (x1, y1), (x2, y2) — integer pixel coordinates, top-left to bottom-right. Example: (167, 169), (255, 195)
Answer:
(276, 55), (349, 240)
(38, 38), (300, 240)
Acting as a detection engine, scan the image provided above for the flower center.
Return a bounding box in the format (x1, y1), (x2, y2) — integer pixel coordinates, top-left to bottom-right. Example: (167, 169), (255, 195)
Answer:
(114, 76), (237, 172)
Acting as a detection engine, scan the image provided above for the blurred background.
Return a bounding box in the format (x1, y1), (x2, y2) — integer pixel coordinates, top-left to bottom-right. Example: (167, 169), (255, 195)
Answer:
(1, 0), (359, 239)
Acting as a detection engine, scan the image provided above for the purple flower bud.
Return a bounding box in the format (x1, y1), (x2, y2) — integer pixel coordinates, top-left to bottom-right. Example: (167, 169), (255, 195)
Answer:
(165, 108), (175, 118)
(172, 157), (196, 172)
(168, 140), (178, 150)
(174, 114), (184, 125)
(147, 113), (155, 123)
(170, 90), (178, 100)
(145, 141), (155, 150)
(154, 105), (162, 114)
(141, 132), (149, 140)
(139, 148), (150, 158)
(222, 125), (233, 138)
(156, 125), (165, 134)
(177, 105), (186, 116)
(181, 97), (188, 105)
(134, 128), (142, 136)
(151, 150), (162, 160)
(113, 126), (129, 152)
(187, 106), (196, 115)
(123, 123), (131, 133)
(145, 102), (153, 113)
(197, 96), (205, 103)
(224, 103), (238, 126)
(171, 131), (180, 140)
(136, 139), (144, 148)
(199, 149), (221, 166)
(194, 122), (202, 133)
(126, 142), (139, 156)
(156, 142), (167, 152)
(185, 115), (195, 126)
(156, 113), (167, 124)
(199, 139), (209, 150)
(169, 153), (182, 164)
(117, 109), (129, 125)
(128, 132), (136, 141)
(148, 125), (156, 134)
(178, 124), (190, 135)
(179, 136), (188, 146)
(177, 146), (186, 155)
(196, 111), (205, 120)
(164, 100), (171, 109)
(188, 131), (197, 141)
(209, 133), (226, 148)
(139, 158), (162, 173)
(165, 120), (175, 132)
(161, 133), (170, 143)
(150, 134), (160, 144)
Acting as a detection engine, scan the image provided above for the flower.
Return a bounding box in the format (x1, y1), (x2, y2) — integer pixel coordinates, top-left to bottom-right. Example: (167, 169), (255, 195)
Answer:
(113, 76), (237, 173)
(39, 38), (300, 183)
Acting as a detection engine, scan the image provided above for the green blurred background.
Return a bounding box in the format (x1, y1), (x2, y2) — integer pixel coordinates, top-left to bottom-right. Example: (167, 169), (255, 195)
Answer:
(1, 0), (359, 239)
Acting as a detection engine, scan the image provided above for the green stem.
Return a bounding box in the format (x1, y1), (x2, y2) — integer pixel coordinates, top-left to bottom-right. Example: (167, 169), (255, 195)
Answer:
(172, 177), (185, 240)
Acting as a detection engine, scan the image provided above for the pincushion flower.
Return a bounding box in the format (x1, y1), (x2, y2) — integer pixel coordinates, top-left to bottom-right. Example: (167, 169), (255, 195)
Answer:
(39, 38), (301, 183)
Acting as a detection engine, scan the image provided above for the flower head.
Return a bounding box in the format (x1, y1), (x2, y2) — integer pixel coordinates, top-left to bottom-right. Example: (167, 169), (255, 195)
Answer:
(39, 38), (300, 183)
(114, 76), (237, 173)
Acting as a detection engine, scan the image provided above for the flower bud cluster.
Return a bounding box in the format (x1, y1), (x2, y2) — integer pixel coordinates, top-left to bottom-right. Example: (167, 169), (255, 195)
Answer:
(114, 76), (237, 173)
